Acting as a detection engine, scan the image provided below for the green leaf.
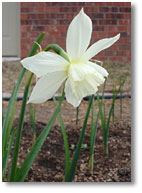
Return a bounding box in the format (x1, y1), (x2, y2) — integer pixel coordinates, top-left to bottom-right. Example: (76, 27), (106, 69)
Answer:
(2, 32), (45, 160)
(2, 128), (16, 181)
(9, 32), (45, 182)
(2, 102), (4, 127)
(28, 32), (45, 57)
(2, 69), (26, 158)
(103, 76), (127, 154)
(9, 73), (33, 182)
(14, 90), (65, 182)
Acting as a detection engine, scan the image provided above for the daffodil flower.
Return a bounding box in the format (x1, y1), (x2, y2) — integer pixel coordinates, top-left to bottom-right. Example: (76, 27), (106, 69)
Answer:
(21, 8), (120, 107)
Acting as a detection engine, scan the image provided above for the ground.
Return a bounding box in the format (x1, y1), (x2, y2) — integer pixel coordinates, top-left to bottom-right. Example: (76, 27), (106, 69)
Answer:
(2, 60), (131, 182)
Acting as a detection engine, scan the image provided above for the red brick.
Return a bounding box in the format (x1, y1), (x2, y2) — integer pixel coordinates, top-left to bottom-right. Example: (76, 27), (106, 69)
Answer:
(125, 50), (131, 57)
(111, 7), (118, 12)
(92, 20), (98, 25)
(56, 13), (65, 19)
(105, 26), (117, 32)
(21, 7), (34, 13)
(117, 50), (124, 56)
(95, 57), (106, 61)
(29, 31), (41, 38)
(106, 13), (124, 19)
(99, 20), (117, 25)
(105, 49), (115, 56)
(94, 2), (106, 6)
(124, 13), (131, 19)
(93, 26), (104, 31)
(56, 25), (65, 32)
(44, 26), (52, 32)
(110, 2), (127, 6)
(118, 44), (130, 50)
(118, 38), (131, 44)
(64, 2), (76, 6)
(21, 31), (27, 38)
(60, 7), (71, 12)
(94, 7), (99, 13)
(21, 25), (31, 31)
(34, 7), (45, 13)
(45, 7), (59, 13)
(21, 14), (27, 20)
(119, 19), (129, 25)
(127, 25), (131, 32)
(21, 20), (32, 25)
(32, 26), (46, 31)
(66, 13), (74, 19)
(27, 14), (36, 19)
(21, 2), (131, 63)
(118, 26), (128, 32)
(59, 19), (70, 25)
(125, 2), (131, 6)
(121, 32), (130, 37)
(84, 7), (93, 12)
(85, 2), (95, 6)
(119, 7), (131, 12)
(20, 2), (27, 7)
(92, 13), (104, 19)
(99, 7), (110, 12)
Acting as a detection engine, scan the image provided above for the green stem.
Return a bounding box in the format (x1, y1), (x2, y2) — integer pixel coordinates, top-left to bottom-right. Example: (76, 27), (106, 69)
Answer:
(53, 97), (70, 179)
(89, 96), (94, 172)
(120, 86), (123, 119)
(44, 44), (70, 62)
(104, 143), (108, 154)
(65, 95), (93, 182)
(29, 103), (36, 146)
(89, 99), (100, 173)
(76, 106), (79, 125)
(9, 73), (33, 182)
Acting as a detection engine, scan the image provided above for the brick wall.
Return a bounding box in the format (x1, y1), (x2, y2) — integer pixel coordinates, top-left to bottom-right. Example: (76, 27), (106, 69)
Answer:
(21, 2), (131, 63)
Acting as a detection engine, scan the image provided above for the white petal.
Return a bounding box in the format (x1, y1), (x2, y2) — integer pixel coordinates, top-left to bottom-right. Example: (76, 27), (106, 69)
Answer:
(69, 72), (105, 100)
(68, 63), (94, 82)
(87, 61), (109, 77)
(65, 79), (81, 107)
(21, 51), (69, 78)
(72, 75), (99, 100)
(28, 71), (67, 104)
(84, 34), (120, 61)
(66, 8), (92, 61)
(68, 62), (105, 84)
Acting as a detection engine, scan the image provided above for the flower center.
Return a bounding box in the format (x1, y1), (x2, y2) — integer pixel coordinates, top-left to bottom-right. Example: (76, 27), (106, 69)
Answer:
(66, 59), (85, 76)
(70, 59), (85, 65)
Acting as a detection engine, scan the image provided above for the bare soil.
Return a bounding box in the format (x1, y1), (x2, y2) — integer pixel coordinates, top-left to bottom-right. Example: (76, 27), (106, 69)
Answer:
(4, 98), (131, 182)
(9, 117), (130, 182)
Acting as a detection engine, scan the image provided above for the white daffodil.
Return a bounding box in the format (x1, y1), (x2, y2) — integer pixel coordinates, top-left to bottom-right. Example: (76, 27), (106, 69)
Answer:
(21, 8), (120, 107)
